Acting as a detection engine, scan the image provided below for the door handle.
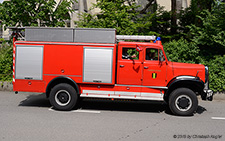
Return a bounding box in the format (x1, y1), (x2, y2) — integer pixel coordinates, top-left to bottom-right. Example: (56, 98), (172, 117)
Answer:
(144, 66), (149, 69)
(120, 65), (125, 68)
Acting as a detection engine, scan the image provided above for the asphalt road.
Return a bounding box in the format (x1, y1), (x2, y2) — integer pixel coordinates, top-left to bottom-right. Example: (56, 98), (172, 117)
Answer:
(0, 91), (225, 141)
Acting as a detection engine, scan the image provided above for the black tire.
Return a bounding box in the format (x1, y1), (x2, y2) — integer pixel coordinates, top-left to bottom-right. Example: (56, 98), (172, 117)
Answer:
(169, 88), (198, 116)
(49, 83), (78, 111)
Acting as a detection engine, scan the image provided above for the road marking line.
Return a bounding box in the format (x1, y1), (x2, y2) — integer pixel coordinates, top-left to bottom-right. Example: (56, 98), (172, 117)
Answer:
(211, 117), (225, 120)
(72, 109), (101, 114)
(48, 108), (101, 114)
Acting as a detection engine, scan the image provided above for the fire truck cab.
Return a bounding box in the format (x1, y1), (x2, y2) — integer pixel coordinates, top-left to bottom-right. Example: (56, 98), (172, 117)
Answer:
(11, 27), (213, 116)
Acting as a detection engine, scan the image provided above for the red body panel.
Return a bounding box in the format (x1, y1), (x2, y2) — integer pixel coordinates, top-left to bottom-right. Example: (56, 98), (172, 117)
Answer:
(13, 41), (117, 92)
(13, 79), (45, 92)
(13, 39), (206, 101)
(117, 42), (169, 87)
(43, 44), (83, 78)
(171, 62), (205, 82)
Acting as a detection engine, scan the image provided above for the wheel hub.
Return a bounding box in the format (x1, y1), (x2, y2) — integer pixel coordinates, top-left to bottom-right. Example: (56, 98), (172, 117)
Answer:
(58, 92), (69, 103)
(55, 90), (71, 106)
(175, 95), (192, 112)
(177, 97), (189, 109)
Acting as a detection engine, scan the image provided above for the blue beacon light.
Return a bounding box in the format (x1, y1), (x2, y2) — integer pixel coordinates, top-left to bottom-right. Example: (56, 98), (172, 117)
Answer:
(154, 37), (161, 43)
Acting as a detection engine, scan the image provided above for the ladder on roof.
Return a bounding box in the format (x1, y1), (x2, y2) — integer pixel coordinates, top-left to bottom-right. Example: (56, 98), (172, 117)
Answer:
(116, 35), (156, 41)
(8, 27), (157, 42)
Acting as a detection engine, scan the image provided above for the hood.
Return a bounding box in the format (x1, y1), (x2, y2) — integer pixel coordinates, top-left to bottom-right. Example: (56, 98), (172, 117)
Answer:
(172, 62), (205, 82)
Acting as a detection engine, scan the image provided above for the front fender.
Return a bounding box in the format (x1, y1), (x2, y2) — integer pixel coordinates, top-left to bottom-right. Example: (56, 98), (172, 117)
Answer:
(164, 76), (205, 101)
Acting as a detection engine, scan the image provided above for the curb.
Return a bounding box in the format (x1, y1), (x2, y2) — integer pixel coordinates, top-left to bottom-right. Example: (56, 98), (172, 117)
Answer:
(0, 81), (225, 100)
(213, 93), (225, 101)
(0, 81), (13, 91)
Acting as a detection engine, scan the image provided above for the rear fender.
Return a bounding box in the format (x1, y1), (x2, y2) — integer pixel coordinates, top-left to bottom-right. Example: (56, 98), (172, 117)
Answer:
(46, 76), (80, 98)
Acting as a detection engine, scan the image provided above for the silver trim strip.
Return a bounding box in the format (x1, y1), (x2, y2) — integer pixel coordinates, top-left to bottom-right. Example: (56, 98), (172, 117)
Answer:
(176, 76), (196, 79)
(115, 91), (141, 96)
(141, 92), (164, 97)
(15, 41), (115, 47)
(43, 74), (82, 77)
(80, 93), (163, 101)
(115, 84), (168, 89)
(81, 90), (164, 101)
(83, 90), (114, 95)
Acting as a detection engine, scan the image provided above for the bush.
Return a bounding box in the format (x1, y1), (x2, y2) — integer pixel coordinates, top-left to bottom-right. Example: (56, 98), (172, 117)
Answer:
(163, 38), (201, 64)
(0, 38), (5, 42)
(163, 38), (225, 92)
(207, 55), (225, 92)
(0, 43), (13, 81)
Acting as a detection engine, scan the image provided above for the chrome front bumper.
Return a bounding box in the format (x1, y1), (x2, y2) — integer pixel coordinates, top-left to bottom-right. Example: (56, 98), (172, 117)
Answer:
(202, 66), (213, 101)
(203, 89), (213, 101)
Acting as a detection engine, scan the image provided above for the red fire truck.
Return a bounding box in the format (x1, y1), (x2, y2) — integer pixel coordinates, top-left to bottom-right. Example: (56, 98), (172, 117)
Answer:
(11, 27), (213, 116)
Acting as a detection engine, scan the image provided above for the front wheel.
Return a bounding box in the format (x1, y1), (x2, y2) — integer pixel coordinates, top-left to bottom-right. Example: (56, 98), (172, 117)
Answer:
(169, 88), (198, 116)
(49, 83), (78, 111)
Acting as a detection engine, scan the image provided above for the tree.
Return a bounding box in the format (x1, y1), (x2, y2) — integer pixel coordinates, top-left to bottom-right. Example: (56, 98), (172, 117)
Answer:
(188, 2), (225, 56)
(75, 0), (140, 35)
(0, 0), (75, 28)
(75, 0), (171, 37)
(0, 43), (13, 81)
(178, 0), (215, 37)
(139, 0), (156, 14)
(138, 6), (171, 39)
(171, 0), (177, 34)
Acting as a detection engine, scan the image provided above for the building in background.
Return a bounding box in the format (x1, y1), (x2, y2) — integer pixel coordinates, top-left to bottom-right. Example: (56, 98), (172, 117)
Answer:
(137, 0), (190, 12)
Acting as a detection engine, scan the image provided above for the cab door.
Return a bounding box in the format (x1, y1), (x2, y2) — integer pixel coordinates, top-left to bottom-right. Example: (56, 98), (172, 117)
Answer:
(117, 44), (142, 85)
(142, 47), (167, 86)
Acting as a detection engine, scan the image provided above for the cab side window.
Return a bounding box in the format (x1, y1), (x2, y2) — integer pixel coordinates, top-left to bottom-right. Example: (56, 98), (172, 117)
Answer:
(122, 48), (139, 60)
(146, 48), (158, 61)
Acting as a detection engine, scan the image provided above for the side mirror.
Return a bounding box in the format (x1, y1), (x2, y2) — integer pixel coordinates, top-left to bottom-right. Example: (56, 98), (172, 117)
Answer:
(159, 53), (163, 61)
(159, 52), (166, 62)
(136, 45), (143, 52)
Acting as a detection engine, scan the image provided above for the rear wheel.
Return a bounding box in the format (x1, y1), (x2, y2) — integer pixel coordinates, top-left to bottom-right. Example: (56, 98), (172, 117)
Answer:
(169, 88), (198, 116)
(49, 83), (78, 111)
